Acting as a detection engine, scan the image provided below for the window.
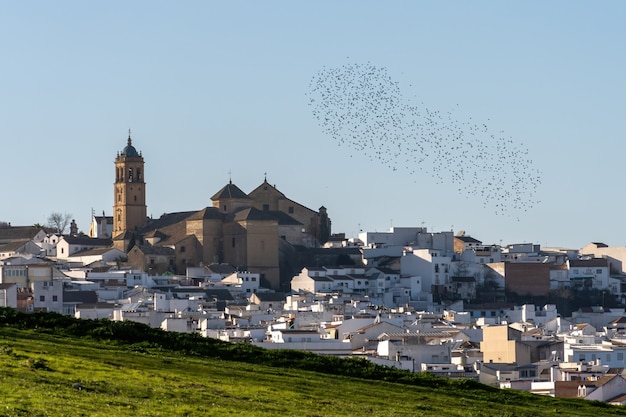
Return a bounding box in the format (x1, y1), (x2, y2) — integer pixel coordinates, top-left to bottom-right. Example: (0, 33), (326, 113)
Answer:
(618, 353), (623, 361)
(288, 206), (294, 214)
(263, 204), (269, 211)
(251, 277), (256, 282)
(40, 296), (45, 302)
(232, 238), (236, 247)
(52, 295), (58, 302)
(596, 269), (603, 274)
(180, 246), (186, 253)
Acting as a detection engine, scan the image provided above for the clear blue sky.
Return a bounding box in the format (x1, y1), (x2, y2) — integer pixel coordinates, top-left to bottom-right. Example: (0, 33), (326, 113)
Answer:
(1, 2), (624, 248)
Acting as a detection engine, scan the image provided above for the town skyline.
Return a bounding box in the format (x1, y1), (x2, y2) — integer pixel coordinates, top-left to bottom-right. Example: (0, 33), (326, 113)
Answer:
(1, 2), (625, 248)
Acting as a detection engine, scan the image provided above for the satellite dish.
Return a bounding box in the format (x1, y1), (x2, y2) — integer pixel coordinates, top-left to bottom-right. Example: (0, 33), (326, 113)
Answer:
(456, 230), (466, 237)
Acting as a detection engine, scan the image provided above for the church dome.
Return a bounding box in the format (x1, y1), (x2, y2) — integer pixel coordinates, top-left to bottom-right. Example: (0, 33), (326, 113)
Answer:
(121, 136), (140, 157)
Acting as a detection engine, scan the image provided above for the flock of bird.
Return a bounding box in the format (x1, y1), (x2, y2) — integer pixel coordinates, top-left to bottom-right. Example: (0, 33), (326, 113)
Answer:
(306, 62), (542, 218)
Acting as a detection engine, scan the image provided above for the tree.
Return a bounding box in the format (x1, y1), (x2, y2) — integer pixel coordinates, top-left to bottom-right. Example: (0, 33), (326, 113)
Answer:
(0, 221), (10, 229)
(47, 212), (72, 234)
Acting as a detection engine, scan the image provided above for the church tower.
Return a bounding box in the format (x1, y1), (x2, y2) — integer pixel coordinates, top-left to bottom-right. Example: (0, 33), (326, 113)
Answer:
(113, 132), (147, 237)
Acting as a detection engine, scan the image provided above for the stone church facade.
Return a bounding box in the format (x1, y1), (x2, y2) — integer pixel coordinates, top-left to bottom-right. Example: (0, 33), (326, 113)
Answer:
(112, 135), (331, 290)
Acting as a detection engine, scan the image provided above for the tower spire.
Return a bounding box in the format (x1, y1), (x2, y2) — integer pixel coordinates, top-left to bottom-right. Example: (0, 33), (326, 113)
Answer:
(128, 129), (132, 146)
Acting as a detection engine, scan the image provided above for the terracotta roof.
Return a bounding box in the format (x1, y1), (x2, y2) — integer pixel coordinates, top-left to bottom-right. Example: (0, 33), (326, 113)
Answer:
(252, 292), (286, 302)
(590, 242), (608, 248)
(607, 393), (626, 404)
(610, 317), (626, 325)
(570, 258), (609, 268)
(144, 230), (167, 239)
(309, 276), (332, 282)
(186, 207), (223, 221)
(248, 180), (286, 198)
(133, 244), (175, 256)
(0, 226), (45, 242)
(205, 263), (237, 274)
(368, 267), (399, 275)
(62, 235), (112, 246)
(141, 211), (197, 232)
(0, 240), (29, 252)
(329, 275), (354, 281)
(455, 236), (482, 244)
(211, 182), (249, 200)
(228, 207), (278, 222)
(269, 211), (302, 225)
(202, 288), (235, 301)
(63, 291), (98, 304)
(67, 247), (119, 257)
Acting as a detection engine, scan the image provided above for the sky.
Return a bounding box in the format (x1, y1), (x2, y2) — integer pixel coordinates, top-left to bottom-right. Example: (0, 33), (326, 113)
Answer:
(1, 2), (625, 249)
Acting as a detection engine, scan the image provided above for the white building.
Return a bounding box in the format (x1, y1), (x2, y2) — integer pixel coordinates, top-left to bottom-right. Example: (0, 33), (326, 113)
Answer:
(568, 258), (610, 290)
(0, 283), (17, 308)
(401, 248), (452, 291)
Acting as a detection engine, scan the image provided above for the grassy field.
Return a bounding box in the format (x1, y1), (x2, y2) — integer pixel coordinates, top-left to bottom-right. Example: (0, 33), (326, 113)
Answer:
(1, 327), (625, 417)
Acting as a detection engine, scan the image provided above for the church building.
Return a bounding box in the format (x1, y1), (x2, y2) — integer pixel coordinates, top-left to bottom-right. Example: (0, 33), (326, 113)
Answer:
(111, 134), (331, 290)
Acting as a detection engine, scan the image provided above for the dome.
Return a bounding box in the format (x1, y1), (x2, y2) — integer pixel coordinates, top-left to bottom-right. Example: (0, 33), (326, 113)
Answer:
(121, 136), (140, 157)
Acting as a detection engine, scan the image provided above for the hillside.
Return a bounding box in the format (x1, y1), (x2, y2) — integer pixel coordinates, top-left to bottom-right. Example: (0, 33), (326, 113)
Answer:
(0, 309), (624, 416)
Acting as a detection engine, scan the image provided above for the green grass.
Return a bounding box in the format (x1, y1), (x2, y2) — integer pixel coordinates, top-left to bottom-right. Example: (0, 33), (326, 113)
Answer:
(0, 327), (624, 417)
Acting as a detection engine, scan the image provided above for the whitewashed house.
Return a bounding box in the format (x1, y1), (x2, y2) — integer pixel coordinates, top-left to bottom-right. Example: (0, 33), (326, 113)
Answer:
(291, 267), (333, 293)
(55, 235), (113, 260)
(0, 283), (17, 308)
(568, 258), (610, 290)
(221, 271), (260, 294)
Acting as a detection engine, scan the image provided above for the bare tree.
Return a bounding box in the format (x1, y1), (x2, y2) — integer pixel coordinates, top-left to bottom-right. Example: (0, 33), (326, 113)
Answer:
(0, 221), (10, 229)
(47, 212), (72, 234)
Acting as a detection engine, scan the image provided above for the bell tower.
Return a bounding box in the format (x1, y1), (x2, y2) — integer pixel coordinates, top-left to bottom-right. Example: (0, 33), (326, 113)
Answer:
(113, 131), (147, 237)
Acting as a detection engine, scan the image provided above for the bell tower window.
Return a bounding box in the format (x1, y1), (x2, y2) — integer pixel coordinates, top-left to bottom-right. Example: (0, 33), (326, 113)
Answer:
(128, 168), (133, 182)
